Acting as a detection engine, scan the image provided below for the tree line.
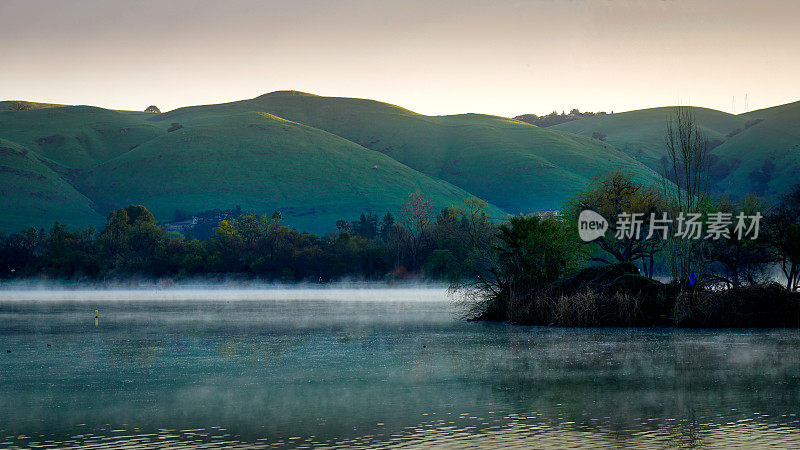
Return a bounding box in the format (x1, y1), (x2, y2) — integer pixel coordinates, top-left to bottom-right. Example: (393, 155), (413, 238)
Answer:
(0, 194), (496, 282)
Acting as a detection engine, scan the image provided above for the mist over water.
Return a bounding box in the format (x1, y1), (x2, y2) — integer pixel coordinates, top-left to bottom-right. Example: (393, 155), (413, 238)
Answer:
(0, 284), (451, 302)
(1, 288), (798, 448)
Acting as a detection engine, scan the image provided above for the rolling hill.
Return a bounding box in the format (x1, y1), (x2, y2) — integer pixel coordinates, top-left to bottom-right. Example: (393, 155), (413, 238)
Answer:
(1, 92), (798, 234)
(0, 106), (166, 170)
(709, 101), (800, 197)
(552, 104), (800, 198)
(154, 91), (663, 213)
(0, 138), (104, 231)
(551, 106), (749, 174)
(73, 111), (489, 233)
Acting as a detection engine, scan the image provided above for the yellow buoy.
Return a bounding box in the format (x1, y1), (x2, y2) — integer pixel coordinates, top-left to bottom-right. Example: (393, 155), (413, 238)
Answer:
(94, 310), (99, 318)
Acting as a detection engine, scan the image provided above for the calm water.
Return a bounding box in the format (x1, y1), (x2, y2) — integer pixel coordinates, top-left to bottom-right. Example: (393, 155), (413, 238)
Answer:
(1, 287), (799, 449)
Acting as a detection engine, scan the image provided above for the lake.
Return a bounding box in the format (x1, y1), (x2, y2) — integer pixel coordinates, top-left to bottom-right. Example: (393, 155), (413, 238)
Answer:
(1, 287), (799, 448)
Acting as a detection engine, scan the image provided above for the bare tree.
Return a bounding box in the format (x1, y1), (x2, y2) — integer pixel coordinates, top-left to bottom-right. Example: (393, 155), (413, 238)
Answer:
(662, 106), (710, 287)
(398, 191), (433, 271)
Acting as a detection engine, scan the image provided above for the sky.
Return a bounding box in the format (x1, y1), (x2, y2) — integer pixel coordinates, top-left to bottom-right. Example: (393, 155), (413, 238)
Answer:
(2, 0), (799, 117)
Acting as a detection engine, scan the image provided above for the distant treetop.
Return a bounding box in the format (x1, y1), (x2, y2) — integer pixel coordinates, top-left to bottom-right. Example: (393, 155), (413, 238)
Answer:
(145, 105), (161, 113)
(9, 101), (33, 111)
(514, 109), (606, 127)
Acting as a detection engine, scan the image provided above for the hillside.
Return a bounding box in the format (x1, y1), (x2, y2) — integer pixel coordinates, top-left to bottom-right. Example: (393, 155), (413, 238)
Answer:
(743, 100), (800, 121)
(0, 106), (165, 169)
(710, 101), (800, 197)
(0, 138), (104, 231)
(551, 107), (749, 175)
(552, 103), (800, 198)
(155, 91), (663, 213)
(0, 100), (68, 111)
(73, 112), (491, 233)
(2, 91), (798, 234)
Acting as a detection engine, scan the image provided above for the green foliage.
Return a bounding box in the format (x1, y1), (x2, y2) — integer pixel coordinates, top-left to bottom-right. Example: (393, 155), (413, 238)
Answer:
(98, 205), (167, 274)
(463, 214), (586, 322)
(42, 223), (99, 278)
(565, 169), (667, 277)
(496, 215), (585, 292)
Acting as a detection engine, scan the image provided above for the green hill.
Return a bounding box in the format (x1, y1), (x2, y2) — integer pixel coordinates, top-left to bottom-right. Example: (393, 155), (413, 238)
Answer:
(551, 106), (748, 174)
(552, 103), (800, 198)
(0, 138), (104, 231)
(742, 100), (800, 121)
(0, 100), (67, 111)
(155, 91), (663, 213)
(0, 106), (166, 169)
(3, 90), (797, 234)
(710, 101), (800, 197)
(74, 112), (491, 233)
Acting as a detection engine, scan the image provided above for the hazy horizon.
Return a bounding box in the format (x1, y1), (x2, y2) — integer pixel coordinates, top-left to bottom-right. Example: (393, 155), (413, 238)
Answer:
(2, 0), (799, 117)
(4, 89), (799, 118)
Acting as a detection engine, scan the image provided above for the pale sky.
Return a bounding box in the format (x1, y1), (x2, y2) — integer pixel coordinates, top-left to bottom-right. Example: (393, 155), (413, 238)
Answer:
(2, 0), (798, 116)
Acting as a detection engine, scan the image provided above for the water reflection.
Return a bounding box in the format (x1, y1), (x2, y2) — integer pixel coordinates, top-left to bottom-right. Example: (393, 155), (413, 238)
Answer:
(0, 289), (798, 448)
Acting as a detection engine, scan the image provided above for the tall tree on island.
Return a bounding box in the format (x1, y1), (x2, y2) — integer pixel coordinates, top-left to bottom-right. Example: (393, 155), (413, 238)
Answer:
(662, 106), (711, 288)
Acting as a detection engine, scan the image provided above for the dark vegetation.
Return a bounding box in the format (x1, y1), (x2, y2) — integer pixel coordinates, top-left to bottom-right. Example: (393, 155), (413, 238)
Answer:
(9, 101), (32, 111)
(457, 178), (800, 328)
(514, 108), (608, 127)
(459, 108), (800, 328)
(166, 122), (183, 132)
(0, 193), (496, 283)
(725, 118), (763, 139)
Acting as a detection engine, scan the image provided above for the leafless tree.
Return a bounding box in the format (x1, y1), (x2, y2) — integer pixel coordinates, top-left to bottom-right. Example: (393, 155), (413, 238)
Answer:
(398, 191), (433, 271)
(662, 106), (710, 287)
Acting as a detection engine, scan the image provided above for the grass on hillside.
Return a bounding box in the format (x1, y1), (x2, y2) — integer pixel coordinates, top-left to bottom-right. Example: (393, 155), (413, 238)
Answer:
(0, 106), (167, 169)
(551, 106), (749, 174)
(0, 138), (104, 231)
(75, 112), (495, 233)
(711, 102), (800, 197)
(2, 91), (798, 233)
(155, 91), (663, 213)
